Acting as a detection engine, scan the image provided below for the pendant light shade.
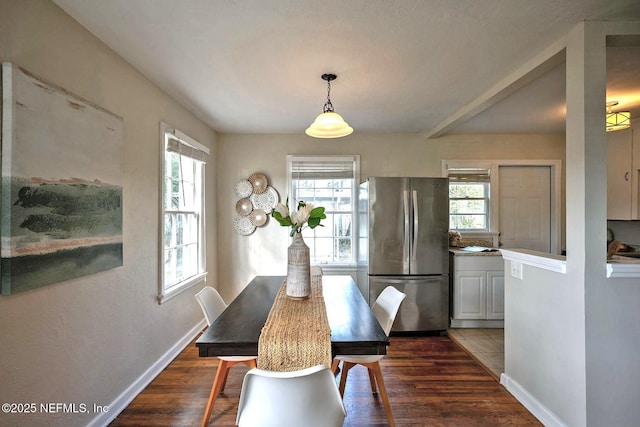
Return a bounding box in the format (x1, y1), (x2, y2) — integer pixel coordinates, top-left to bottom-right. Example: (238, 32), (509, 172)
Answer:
(306, 111), (353, 138)
(305, 74), (353, 138)
(606, 101), (631, 132)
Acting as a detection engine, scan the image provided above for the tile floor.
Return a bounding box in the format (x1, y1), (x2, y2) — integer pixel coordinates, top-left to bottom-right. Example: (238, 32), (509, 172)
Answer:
(447, 328), (504, 380)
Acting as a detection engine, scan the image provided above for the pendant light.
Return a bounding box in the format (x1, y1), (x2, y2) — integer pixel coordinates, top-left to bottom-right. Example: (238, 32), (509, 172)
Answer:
(305, 73), (353, 138)
(606, 101), (631, 132)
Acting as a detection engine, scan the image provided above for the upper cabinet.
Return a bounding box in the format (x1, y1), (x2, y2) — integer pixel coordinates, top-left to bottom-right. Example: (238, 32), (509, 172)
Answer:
(608, 123), (638, 220)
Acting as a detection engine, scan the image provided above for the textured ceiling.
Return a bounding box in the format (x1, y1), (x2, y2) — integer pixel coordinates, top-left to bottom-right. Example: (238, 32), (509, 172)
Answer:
(52, 0), (640, 136)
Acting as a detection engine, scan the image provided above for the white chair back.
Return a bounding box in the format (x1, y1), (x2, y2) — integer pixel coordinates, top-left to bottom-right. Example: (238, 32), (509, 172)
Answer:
(372, 286), (406, 336)
(236, 365), (346, 427)
(194, 286), (228, 326)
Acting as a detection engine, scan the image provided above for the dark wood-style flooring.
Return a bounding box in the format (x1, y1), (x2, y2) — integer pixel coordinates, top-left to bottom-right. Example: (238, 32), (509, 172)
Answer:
(110, 336), (542, 426)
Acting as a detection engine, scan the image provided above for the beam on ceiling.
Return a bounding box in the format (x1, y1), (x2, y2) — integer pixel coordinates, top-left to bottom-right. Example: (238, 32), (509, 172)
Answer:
(425, 36), (567, 139)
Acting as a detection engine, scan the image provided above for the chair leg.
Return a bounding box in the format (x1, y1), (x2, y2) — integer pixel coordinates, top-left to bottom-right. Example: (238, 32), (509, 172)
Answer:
(201, 360), (230, 427)
(367, 367), (378, 394)
(364, 361), (395, 427)
(331, 359), (340, 375)
(220, 359), (256, 393)
(219, 364), (232, 392)
(201, 359), (256, 427)
(338, 362), (355, 397)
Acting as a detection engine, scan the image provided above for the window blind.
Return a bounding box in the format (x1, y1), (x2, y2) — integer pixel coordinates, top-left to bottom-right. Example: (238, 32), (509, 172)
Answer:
(167, 138), (208, 163)
(291, 159), (355, 179)
(448, 168), (490, 183)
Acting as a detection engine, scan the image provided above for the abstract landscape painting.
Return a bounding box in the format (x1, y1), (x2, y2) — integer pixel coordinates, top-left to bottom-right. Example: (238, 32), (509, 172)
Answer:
(1, 62), (124, 295)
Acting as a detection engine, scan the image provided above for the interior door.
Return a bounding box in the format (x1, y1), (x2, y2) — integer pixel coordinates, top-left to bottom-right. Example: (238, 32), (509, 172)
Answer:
(499, 166), (551, 252)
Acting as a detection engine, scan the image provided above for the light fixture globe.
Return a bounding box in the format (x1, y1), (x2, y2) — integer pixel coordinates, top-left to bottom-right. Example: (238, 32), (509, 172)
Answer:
(306, 111), (353, 138)
(606, 112), (631, 132)
(606, 101), (631, 132)
(305, 73), (353, 138)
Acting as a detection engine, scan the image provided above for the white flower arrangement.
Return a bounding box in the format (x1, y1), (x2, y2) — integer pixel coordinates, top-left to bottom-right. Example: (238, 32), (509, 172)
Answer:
(272, 198), (326, 237)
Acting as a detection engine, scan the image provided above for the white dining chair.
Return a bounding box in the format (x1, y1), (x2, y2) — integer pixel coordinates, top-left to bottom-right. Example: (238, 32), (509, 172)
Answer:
(331, 286), (406, 427)
(195, 286), (257, 427)
(236, 365), (346, 427)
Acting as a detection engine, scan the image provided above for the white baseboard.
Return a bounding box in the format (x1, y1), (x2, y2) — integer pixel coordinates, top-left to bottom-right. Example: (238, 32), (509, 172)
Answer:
(87, 319), (207, 427)
(500, 373), (568, 427)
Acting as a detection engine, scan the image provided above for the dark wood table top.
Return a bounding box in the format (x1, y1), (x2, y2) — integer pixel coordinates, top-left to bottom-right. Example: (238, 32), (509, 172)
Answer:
(196, 275), (389, 358)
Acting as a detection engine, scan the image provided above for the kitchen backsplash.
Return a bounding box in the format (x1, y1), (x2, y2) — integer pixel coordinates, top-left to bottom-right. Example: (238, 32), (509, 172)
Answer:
(453, 238), (494, 248)
(608, 220), (640, 246)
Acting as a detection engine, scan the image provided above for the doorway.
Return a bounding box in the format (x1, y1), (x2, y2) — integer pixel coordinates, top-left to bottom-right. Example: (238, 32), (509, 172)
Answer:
(446, 162), (560, 380)
(498, 166), (552, 251)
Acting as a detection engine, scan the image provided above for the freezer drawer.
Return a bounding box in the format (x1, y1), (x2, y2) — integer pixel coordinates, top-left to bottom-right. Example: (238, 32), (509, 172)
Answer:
(369, 275), (449, 332)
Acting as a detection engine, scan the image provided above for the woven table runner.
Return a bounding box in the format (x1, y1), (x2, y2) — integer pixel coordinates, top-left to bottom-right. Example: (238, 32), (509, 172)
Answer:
(257, 275), (332, 372)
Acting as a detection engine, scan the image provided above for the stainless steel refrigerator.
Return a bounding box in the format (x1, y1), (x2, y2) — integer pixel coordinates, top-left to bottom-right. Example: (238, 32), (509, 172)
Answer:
(357, 177), (449, 332)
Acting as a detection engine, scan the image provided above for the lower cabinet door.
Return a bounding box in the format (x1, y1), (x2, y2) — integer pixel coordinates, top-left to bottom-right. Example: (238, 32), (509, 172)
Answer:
(454, 271), (487, 319)
(486, 271), (504, 319)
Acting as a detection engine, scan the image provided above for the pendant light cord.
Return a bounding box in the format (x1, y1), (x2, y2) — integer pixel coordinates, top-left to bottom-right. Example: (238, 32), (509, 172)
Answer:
(323, 78), (334, 113)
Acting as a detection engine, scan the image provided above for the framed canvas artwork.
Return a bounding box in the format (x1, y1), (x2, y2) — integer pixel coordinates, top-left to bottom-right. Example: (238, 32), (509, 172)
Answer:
(1, 62), (124, 295)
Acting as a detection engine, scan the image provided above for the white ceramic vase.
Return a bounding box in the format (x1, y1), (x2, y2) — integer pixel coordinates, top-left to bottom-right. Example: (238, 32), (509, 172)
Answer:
(286, 231), (311, 299)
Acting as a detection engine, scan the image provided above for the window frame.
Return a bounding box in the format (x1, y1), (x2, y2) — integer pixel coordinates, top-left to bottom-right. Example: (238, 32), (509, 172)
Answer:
(442, 159), (562, 253)
(158, 122), (208, 304)
(286, 155), (360, 267)
(443, 160), (498, 244)
(448, 170), (491, 232)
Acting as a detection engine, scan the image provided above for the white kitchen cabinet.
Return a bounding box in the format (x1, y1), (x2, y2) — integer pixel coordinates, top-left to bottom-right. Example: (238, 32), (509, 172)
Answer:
(607, 126), (637, 220)
(486, 271), (505, 319)
(450, 254), (504, 328)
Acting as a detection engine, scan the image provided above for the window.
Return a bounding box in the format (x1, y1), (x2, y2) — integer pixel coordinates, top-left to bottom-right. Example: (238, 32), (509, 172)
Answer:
(159, 123), (208, 303)
(448, 168), (490, 231)
(287, 155), (359, 265)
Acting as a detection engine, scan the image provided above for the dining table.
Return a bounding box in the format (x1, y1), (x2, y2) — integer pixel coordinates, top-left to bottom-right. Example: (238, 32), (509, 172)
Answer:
(196, 275), (389, 359)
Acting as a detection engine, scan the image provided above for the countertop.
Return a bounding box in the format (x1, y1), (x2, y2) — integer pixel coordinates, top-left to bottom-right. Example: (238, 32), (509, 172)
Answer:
(450, 248), (640, 277)
(449, 247), (503, 256)
(609, 254), (640, 263)
(499, 249), (640, 279)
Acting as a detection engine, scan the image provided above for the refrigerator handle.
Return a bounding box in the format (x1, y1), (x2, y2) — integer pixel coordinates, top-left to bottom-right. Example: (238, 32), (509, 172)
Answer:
(412, 189), (418, 263)
(403, 189), (410, 270)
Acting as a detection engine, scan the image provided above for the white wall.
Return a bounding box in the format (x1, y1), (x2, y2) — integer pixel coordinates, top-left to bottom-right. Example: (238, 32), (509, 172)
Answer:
(583, 22), (640, 427)
(217, 132), (564, 300)
(0, 2), (217, 426)
(504, 265), (586, 426)
(502, 21), (640, 427)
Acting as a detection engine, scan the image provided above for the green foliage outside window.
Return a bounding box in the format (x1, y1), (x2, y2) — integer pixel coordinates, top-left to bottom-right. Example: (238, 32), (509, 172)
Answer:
(449, 182), (488, 230)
